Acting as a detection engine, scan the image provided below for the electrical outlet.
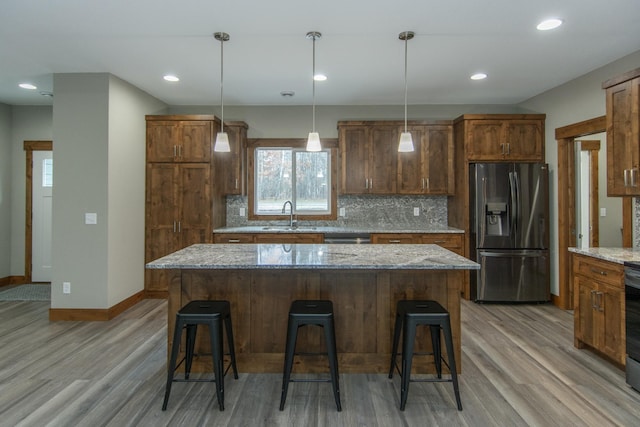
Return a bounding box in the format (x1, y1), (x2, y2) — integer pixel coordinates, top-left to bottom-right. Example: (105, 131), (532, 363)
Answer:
(339, 207), (346, 217)
(239, 207), (246, 216)
(413, 207), (420, 216)
(63, 282), (71, 294)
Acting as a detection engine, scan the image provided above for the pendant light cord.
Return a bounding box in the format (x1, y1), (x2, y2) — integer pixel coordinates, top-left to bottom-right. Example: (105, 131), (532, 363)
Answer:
(403, 32), (408, 134)
(312, 34), (316, 133)
(220, 36), (224, 132)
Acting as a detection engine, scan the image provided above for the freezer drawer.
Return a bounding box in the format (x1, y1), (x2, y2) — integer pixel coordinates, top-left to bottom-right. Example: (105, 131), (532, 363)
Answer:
(475, 249), (549, 302)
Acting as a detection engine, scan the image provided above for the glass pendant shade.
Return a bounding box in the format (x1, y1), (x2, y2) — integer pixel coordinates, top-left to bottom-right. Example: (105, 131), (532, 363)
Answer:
(306, 132), (321, 152)
(398, 132), (414, 152)
(214, 132), (230, 152)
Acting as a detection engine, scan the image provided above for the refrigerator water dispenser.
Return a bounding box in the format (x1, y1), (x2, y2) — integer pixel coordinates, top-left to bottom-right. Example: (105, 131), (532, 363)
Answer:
(485, 202), (508, 236)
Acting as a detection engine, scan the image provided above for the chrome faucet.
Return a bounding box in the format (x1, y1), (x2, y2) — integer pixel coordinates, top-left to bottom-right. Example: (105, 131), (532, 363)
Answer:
(282, 200), (295, 227)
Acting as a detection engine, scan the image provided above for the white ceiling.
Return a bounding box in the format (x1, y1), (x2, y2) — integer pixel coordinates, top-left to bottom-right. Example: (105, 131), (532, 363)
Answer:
(1, 0), (639, 107)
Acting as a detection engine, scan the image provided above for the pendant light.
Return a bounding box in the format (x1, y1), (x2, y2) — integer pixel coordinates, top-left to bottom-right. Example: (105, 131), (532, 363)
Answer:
(398, 31), (415, 152)
(214, 32), (231, 152)
(306, 31), (322, 152)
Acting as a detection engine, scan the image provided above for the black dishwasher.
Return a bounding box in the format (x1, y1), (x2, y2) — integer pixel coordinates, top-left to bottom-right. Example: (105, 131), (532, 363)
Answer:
(624, 261), (640, 392)
(323, 233), (370, 244)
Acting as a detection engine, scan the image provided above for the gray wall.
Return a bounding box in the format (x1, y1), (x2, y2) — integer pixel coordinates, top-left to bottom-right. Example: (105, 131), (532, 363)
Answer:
(0, 103), (10, 278)
(518, 49), (640, 295)
(51, 73), (165, 309)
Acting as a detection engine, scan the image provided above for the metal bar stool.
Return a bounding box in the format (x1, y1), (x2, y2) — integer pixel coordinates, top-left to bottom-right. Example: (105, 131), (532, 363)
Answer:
(279, 300), (341, 411)
(162, 300), (238, 411)
(388, 300), (462, 411)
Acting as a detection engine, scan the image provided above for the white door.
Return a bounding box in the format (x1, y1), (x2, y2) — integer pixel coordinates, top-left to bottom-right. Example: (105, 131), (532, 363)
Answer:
(32, 151), (53, 282)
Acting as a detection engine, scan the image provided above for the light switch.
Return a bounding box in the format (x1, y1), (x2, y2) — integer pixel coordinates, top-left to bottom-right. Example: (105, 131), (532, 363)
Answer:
(85, 213), (97, 225)
(600, 208), (606, 217)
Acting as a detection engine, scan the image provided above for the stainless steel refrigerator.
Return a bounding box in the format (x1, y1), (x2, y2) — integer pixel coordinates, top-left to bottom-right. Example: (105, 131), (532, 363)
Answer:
(469, 163), (550, 302)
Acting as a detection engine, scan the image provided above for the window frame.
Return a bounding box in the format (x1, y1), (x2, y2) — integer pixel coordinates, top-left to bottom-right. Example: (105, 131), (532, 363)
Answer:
(247, 138), (338, 221)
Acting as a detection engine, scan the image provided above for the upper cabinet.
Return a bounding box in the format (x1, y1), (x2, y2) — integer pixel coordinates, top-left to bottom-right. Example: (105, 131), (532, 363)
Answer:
(603, 68), (640, 196)
(338, 120), (454, 195)
(339, 122), (398, 194)
(462, 116), (545, 161)
(215, 121), (249, 195)
(397, 124), (454, 195)
(146, 116), (215, 163)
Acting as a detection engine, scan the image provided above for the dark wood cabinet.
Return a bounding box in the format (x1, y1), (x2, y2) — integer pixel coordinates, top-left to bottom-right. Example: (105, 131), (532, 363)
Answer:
(572, 253), (625, 365)
(603, 68), (640, 196)
(145, 115), (222, 297)
(464, 118), (544, 161)
(215, 121), (248, 195)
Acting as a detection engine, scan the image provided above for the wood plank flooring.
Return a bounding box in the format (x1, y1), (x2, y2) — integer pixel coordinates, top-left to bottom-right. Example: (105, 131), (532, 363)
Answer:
(1, 299), (639, 426)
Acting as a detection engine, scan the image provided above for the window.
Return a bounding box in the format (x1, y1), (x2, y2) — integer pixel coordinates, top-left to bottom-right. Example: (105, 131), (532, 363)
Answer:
(42, 158), (53, 187)
(248, 139), (337, 220)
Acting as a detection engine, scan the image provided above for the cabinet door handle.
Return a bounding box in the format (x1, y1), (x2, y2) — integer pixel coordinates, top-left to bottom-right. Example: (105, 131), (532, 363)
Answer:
(624, 169), (629, 187)
(178, 145), (182, 158)
(426, 178), (430, 190)
(506, 143), (511, 155)
(228, 239), (241, 243)
(632, 168), (638, 187)
(590, 290), (597, 309)
(365, 179), (369, 189)
(369, 178), (372, 189)
(421, 178), (425, 190)
(173, 220), (176, 233)
(235, 178), (239, 189)
(173, 145), (177, 158)
(432, 240), (446, 244)
(590, 268), (607, 276)
(597, 291), (604, 312)
(500, 143), (505, 155)
(389, 240), (402, 243)
(178, 221), (181, 233)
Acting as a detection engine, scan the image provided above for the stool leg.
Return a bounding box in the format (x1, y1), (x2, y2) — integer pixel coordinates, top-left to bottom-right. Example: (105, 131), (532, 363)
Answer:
(224, 314), (239, 379)
(442, 318), (462, 411)
(162, 316), (184, 410)
(279, 317), (299, 411)
(430, 325), (442, 379)
(209, 318), (225, 411)
(400, 317), (416, 411)
(389, 311), (403, 379)
(325, 317), (342, 411)
(185, 324), (197, 380)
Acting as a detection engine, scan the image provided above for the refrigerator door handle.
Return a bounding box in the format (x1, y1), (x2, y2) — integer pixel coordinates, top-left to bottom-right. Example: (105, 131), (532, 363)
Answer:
(509, 171), (517, 243)
(480, 176), (487, 247)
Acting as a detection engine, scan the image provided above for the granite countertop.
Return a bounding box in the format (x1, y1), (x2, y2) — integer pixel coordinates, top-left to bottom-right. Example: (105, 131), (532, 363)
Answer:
(568, 247), (640, 264)
(214, 225), (464, 234)
(146, 243), (480, 270)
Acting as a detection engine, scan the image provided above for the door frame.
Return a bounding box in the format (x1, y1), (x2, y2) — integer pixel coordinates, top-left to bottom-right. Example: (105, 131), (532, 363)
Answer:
(577, 140), (601, 247)
(556, 117), (632, 309)
(24, 140), (52, 283)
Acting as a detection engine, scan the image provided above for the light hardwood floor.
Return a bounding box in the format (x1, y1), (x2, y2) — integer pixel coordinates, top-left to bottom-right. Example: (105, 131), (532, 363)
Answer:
(1, 298), (639, 426)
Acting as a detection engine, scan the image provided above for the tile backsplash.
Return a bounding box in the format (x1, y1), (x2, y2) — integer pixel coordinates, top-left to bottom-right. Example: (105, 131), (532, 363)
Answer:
(225, 195), (448, 228)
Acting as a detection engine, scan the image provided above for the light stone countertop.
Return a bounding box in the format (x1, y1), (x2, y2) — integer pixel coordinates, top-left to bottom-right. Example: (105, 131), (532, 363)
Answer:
(146, 243), (480, 270)
(568, 247), (640, 264)
(213, 225), (464, 234)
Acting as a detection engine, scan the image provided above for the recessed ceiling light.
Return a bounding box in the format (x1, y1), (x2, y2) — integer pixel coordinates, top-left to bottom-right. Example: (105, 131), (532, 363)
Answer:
(537, 18), (563, 31)
(19, 83), (37, 90)
(314, 74), (327, 81)
(163, 75), (180, 82)
(470, 73), (487, 81)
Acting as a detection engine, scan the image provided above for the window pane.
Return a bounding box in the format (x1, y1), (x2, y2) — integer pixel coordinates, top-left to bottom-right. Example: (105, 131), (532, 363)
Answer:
(295, 151), (329, 213)
(42, 158), (53, 187)
(255, 148), (292, 214)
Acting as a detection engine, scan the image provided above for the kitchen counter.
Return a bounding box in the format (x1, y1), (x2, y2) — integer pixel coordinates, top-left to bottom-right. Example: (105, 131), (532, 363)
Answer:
(568, 247), (640, 264)
(147, 243), (478, 374)
(146, 243), (478, 270)
(213, 225), (464, 234)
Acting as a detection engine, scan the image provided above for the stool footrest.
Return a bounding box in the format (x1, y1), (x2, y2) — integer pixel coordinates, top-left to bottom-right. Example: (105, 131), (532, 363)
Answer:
(289, 378), (333, 383)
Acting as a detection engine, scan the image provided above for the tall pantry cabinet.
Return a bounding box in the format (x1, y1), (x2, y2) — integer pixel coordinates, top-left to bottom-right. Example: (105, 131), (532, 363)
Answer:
(144, 115), (225, 297)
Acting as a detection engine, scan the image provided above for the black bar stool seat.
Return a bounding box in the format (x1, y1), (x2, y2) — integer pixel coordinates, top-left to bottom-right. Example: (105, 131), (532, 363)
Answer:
(279, 300), (341, 411)
(162, 300), (238, 411)
(388, 300), (462, 411)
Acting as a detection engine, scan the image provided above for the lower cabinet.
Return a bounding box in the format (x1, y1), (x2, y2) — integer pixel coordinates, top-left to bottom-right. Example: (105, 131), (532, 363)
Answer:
(213, 233), (323, 243)
(572, 254), (625, 365)
(371, 233), (464, 255)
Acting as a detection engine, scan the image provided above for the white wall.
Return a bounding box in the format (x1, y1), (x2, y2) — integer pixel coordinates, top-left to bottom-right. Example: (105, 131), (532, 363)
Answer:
(0, 102), (10, 278)
(9, 106), (53, 277)
(518, 49), (640, 295)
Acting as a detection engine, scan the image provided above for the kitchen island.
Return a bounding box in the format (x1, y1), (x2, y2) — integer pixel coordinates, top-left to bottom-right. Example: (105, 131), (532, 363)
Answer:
(146, 243), (479, 374)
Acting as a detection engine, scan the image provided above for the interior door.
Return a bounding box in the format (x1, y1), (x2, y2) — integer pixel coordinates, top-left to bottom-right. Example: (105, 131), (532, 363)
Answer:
(32, 151), (53, 282)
